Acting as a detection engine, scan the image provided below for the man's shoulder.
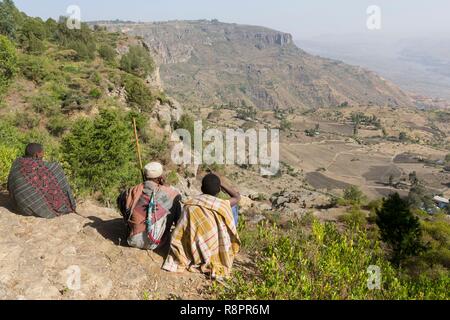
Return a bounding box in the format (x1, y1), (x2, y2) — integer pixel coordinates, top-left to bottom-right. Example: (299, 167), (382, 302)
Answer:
(161, 185), (181, 198)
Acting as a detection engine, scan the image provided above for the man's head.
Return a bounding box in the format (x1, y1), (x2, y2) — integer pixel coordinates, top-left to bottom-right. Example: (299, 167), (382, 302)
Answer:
(144, 162), (164, 184)
(201, 173), (221, 196)
(25, 143), (44, 159)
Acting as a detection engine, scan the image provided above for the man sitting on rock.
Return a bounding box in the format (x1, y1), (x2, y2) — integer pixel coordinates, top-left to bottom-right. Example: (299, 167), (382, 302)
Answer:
(119, 162), (182, 251)
(7, 143), (76, 218)
(163, 173), (241, 278)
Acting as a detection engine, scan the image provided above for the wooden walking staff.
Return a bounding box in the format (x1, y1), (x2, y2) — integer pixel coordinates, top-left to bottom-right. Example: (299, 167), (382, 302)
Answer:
(132, 118), (145, 182)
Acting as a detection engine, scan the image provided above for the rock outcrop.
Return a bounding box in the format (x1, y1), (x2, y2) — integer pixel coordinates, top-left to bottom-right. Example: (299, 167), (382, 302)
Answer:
(0, 196), (206, 300)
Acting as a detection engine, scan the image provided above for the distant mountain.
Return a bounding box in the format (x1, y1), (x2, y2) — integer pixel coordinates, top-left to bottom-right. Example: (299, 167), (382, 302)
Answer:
(298, 34), (450, 102)
(96, 20), (414, 110)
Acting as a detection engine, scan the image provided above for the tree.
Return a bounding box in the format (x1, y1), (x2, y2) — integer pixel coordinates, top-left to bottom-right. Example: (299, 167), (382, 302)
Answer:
(0, 35), (17, 93)
(120, 45), (155, 78)
(122, 74), (155, 111)
(376, 193), (425, 266)
(0, 0), (20, 39)
(280, 119), (292, 132)
(343, 185), (366, 206)
(98, 44), (116, 63)
(407, 173), (434, 212)
(62, 109), (140, 202)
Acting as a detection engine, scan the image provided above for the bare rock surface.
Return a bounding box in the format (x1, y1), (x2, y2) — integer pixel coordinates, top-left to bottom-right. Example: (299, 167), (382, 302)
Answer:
(0, 195), (209, 300)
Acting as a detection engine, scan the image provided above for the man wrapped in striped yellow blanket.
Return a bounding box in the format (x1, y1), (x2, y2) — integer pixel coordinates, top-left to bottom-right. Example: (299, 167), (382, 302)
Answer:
(163, 173), (241, 278)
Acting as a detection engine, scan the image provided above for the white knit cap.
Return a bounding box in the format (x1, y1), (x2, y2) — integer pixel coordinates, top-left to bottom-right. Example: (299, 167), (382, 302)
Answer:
(144, 162), (163, 179)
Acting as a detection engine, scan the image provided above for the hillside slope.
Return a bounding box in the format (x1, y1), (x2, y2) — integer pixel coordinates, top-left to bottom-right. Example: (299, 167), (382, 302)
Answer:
(98, 20), (415, 110)
(0, 195), (208, 300)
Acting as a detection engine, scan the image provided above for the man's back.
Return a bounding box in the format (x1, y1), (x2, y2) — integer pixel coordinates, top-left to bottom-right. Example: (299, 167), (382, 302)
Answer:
(163, 193), (240, 277)
(7, 157), (76, 218)
(127, 181), (181, 249)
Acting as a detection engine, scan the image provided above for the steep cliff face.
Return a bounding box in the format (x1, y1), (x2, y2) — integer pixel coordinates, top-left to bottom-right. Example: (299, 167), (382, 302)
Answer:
(98, 20), (414, 110)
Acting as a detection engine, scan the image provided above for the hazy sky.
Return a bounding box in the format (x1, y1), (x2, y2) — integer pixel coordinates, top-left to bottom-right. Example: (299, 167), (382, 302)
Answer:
(13, 0), (450, 38)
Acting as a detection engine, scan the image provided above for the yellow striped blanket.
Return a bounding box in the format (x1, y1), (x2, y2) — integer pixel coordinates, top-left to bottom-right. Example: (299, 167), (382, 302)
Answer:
(162, 194), (240, 277)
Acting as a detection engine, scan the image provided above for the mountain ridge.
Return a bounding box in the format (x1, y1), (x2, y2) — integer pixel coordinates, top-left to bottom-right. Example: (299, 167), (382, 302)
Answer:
(94, 19), (415, 110)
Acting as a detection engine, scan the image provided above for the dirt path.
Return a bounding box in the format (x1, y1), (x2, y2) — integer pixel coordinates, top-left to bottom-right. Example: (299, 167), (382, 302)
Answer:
(0, 194), (213, 300)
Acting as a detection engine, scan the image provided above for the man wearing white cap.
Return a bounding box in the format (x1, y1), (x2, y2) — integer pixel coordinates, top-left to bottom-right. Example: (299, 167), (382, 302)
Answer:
(120, 162), (182, 251)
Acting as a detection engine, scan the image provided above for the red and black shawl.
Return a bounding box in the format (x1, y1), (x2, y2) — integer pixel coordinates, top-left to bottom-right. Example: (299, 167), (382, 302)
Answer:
(7, 157), (76, 218)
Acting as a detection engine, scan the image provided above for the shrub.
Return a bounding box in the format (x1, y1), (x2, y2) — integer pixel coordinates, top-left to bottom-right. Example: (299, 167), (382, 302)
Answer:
(68, 40), (96, 61)
(0, 0), (19, 39)
(62, 109), (141, 203)
(174, 113), (195, 140)
(0, 144), (19, 186)
(279, 119), (292, 131)
(14, 112), (40, 129)
(54, 18), (96, 55)
(60, 90), (89, 113)
(376, 193), (425, 266)
(18, 17), (47, 53)
(122, 74), (154, 110)
(166, 170), (179, 186)
(0, 34), (17, 93)
(17, 54), (52, 84)
(29, 92), (60, 115)
(46, 114), (69, 137)
(214, 219), (449, 300)
(21, 33), (45, 54)
(339, 207), (367, 229)
(0, 119), (24, 147)
(98, 44), (116, 63)
(120, 45), (155, 78)
(0, 119), (24, 186)
(343, 185), (366, 206)
(89, 87), (102, 99)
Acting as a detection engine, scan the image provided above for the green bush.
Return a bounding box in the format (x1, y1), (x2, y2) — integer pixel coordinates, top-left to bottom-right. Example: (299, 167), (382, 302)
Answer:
(68, 40), (96, 61)
(60, 90), (89, 113)
(18, 17), (47, 53)
(166, 170), (179, 186)
(22, 34), (45, 54)
(62, 109), (141, 203)
(98, 44), (116, 63)
(0, 119), (24, 186)
(120, 45), (155, 78)
(46, 114), (69, 137)
(0, 144), (19, 187)
(88, 87), (101, 99)
(174, 113), (196, 140)
(54, 19), (97, 61)
(29, 92), (60, 115)
(17, 54), (52, 84)
(339, 207), (367, 229)
(376, 193), (425, 266)
(13, 112), (40, 130)
(0, 0), (20, 39)
(0, 34), (17, 93)
(215, 219), (449, 300)
(343, 185), (366, 206)
(122, 74), (154, 110)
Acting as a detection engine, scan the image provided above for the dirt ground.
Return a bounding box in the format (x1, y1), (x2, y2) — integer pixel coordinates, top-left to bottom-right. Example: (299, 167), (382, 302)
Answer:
(0, 194), (217, 300)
